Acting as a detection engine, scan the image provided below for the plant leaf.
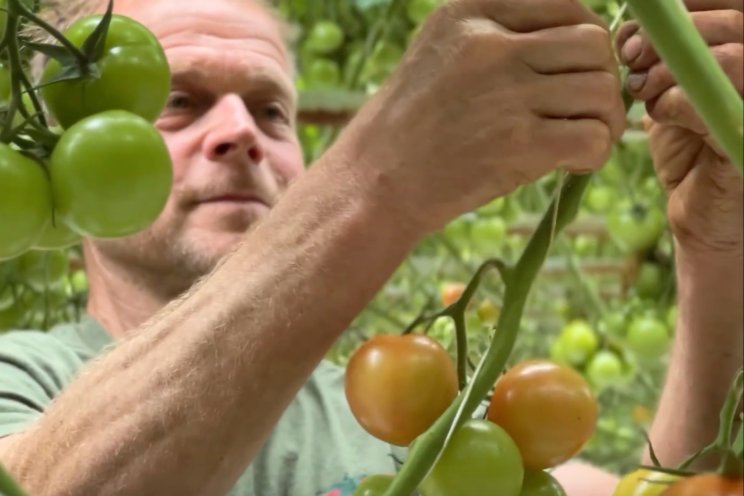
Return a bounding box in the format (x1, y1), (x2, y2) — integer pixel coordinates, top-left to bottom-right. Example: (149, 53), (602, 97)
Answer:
(23, 42), (78, 66)
(81, 0), (114, 61)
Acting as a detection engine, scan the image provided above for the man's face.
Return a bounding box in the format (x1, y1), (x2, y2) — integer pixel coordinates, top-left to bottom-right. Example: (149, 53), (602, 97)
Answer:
(88, 0), (305, 289)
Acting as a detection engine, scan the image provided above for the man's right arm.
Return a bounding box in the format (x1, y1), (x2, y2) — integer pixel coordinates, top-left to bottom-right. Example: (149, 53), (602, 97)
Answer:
(0, 2), (623, 495)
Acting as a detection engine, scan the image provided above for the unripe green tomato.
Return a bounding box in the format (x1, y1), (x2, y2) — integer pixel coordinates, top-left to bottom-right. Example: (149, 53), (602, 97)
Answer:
(626, 316), (670, 361)
(558, 320), (599, 366)
(34, 218), (81, 251)
(521, 470), (567, 496)
(586, 350), (625, 391)
(304, 20), (344, 55)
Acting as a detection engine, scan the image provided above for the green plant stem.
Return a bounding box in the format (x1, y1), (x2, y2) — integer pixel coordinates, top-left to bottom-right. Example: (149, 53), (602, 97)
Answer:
(0, 462), (28, 496)
(384, 174), (592, 495)
(678, 368), (744, 471)
(626, 0), (744, 172)
(10, 0), (88, 69)
(452, 311), (467, 391)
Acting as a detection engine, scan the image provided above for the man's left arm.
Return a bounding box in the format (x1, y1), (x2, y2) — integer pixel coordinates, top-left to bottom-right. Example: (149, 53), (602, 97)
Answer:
(556, 2), (743, 494)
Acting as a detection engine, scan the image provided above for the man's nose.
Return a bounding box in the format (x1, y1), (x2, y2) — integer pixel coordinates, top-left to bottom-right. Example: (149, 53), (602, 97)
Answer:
(202, 94), (264, 164)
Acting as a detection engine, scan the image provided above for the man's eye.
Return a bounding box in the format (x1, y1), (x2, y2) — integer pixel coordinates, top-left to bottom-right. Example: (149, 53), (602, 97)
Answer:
(260, 103), (288, 123)
(166, 93), (193, 109)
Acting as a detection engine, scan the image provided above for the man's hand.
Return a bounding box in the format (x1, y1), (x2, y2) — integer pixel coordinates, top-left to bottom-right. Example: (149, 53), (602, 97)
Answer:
(617, 0), (743, 255)
(341, 0), (626, 234)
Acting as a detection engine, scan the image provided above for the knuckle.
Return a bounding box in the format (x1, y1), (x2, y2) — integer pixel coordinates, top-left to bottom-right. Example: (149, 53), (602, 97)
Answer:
(578, 23), (611, 47)
(717, 42), (744, 73)
(594, 71), (621, 108)
(723, 10), (744, 39)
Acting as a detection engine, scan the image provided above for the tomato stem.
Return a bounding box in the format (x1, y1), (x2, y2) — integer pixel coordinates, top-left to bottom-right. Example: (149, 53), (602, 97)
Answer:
(626, 0), (744, 173)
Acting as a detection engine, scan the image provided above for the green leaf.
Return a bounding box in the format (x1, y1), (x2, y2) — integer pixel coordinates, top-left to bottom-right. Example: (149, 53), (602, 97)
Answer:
(80, 0), (114, 62)
(23, 42), (77, 66)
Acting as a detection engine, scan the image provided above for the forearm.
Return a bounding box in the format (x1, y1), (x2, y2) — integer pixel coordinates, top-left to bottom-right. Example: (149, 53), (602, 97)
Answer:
(2, 146), (421, 495)
(645, 246), (744, 467)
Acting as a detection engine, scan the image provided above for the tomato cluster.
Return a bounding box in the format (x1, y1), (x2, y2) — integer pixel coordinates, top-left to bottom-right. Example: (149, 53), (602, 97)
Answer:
(0, 12), (172, 261)
(345, 328), (594, 495)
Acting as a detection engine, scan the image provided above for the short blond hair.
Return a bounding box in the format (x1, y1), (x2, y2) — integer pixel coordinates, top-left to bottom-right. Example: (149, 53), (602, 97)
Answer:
(28, 0), (298, 76)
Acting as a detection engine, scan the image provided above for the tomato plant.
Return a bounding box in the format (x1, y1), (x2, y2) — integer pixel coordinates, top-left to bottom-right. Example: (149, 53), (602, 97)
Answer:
(49, 110), (173, 238)
(344, 333), (458, 446)
(521, 470), (567, 496)
(0, 144), (50, 261)
(15, 249), (69, 290)
(556, 320), (599, 367)
(41, 15), (170, 128)
(420, 419), (524, 496)
(34, 218), (81, 251)
(607, 200), (665, 254)
(440, 282), (466, 307)
(586, 350), (626, 391)
(304, 20), (344, 55)
(613, 469), (682, 496)
(625, 316), (670, 361)
(488, 360), (598, 470)
(659, 474), (743, 496)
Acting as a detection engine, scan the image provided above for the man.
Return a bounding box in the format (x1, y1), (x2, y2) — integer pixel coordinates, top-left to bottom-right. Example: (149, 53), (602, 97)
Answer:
(0, 0), (741, 494)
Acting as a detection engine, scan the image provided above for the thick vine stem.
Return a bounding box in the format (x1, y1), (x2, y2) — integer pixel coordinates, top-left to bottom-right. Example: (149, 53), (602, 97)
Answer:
(0, 463), (28, 496)
(626, 0), (744, 172)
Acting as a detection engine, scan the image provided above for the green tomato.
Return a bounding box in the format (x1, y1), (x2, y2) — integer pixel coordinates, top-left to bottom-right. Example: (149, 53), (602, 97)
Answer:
(41, 14), (170, 128)
(407, 0), (442, 24)
(50, 110), (173, 238)
(304, 20), (344, 55)
(585, 350), (625, 391)
(0, 144), (51, 261)
(558, 320), (599, 367)
(626, 316), (670, 361)
(521, 470), (567, 496)
(471, 217), (507, 251)
(549, 339), (570, 366)
(585, 185), (615, 214)
(34, 217), (81, 251)
(16, 249), (69, 291)
(69, 270), (88, 294)
(634, 262), (665, 300)
(573, 235), (598, 257)
(303, 58), (341, 89)
(353, 475), (394, 496)
(421, 419), (524, 496)
(598, 311), (627, 338)
(607, 200), (665, 254)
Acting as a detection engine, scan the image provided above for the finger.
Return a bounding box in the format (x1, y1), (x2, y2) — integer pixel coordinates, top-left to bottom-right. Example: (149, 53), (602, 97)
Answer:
(615, 0), (744, 48)
(531, 71), (625, 140)
(627, 43), (744, 101)
(619, 10), (744, 70)
(517, 24), (614, 74)
(682, 0), (743, 12)
(646, 86), (708, 135)
(645, 119), (699, 192)
(535, 118), (613, 173)
(452, 0), (606, 32)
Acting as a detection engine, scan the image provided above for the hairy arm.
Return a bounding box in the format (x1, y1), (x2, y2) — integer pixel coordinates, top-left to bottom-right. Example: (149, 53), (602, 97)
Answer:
(0, 144), (420, 496)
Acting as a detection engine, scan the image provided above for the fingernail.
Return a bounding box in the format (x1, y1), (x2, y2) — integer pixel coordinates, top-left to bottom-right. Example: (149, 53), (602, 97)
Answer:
(627, 72), (647, 92)
(622, 34), (643, 63)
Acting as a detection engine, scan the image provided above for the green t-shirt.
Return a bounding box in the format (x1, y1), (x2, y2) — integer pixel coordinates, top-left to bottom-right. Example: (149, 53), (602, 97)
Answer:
(0, 317), (405, 495)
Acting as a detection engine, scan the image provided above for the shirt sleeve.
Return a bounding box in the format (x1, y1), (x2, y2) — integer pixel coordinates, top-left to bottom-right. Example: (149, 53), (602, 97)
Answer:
(0, 330), (84, 438)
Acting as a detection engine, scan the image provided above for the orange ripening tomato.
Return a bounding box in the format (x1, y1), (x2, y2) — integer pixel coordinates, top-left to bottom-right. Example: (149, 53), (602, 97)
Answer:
(345, 333), (458, 446)
(660, 474), (743, 496)
(440, 282), (466, 307)
(487, 359), (598, 469)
